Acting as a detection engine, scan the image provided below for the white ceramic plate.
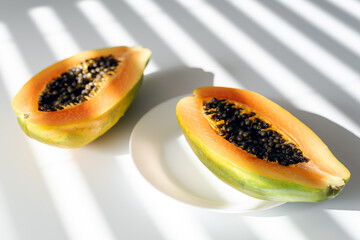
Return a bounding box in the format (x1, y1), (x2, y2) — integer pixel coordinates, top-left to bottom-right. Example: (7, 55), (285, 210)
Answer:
(130, 96), (285, 212)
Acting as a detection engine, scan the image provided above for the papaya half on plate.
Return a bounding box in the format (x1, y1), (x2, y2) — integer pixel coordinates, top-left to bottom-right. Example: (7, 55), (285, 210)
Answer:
(176, 86), (350, 202)
(12, 46), (151, 148)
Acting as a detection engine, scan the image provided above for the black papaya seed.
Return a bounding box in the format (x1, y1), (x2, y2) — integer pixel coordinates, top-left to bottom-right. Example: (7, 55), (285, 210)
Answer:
(203, 98), (308, 166)
(38, 55), (120, 112)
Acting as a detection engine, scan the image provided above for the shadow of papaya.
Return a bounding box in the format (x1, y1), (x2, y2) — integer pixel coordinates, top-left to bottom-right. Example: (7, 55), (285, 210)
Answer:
(69, 67), (214, 240)
(82, 67), (214, 156)
(293, 109), (360, 211)
(244, 103), (360, 217)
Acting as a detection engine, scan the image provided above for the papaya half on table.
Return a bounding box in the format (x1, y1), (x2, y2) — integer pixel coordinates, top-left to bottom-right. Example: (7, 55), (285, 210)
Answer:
(12, 46), (151, 148)
(176, 86), (350, 202)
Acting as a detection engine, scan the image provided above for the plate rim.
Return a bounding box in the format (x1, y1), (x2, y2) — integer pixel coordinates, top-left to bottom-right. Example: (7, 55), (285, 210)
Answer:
(129, 95), (285, 213)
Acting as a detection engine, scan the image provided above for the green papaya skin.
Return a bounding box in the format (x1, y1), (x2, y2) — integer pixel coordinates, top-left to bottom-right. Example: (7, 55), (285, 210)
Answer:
(181, 125), (342, 202)
(176, 87), (350, 202)
(12, 46), (151, 148)
(17, 78), (142, 148)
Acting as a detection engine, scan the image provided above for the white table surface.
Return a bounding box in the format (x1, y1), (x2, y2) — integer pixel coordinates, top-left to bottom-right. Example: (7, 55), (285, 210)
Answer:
(1, 0), (360, 239)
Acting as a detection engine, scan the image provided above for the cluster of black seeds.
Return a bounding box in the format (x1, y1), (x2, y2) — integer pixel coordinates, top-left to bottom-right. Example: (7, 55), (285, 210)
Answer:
(38, 55), (120, 112)
(204, 98), (308, 166)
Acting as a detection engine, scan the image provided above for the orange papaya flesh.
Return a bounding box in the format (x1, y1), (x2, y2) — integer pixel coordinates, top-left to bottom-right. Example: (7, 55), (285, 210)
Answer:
(12, 46), (151, 148)
(176, 86), (350, 202)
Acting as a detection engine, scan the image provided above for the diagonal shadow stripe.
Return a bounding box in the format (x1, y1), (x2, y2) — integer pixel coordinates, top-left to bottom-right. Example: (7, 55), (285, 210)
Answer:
(51, 1), (107, 50)
(72, 150), (166, 240)
(289, 209), (354, 240)
(205, 0), (360, 125)
(100, 0), (185, 70)
(0, 13), (55, 74)
(198, 213), (260, 240)
(258, 0), (360, 76)
(152, 0), (293, 105)
(0, 78), (70, 240)
(312, 0), (360, 34)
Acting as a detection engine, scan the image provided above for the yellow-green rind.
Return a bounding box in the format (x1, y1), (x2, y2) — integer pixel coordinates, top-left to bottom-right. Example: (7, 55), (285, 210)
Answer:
(17, 77), (142, 148)
(176, 93), (348, 202)
(12, 46), (150, 148)
(178, 116), (344, 202)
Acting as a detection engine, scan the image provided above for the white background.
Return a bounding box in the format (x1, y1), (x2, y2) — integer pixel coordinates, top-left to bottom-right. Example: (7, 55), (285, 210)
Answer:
(1, 0), (360, 239)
